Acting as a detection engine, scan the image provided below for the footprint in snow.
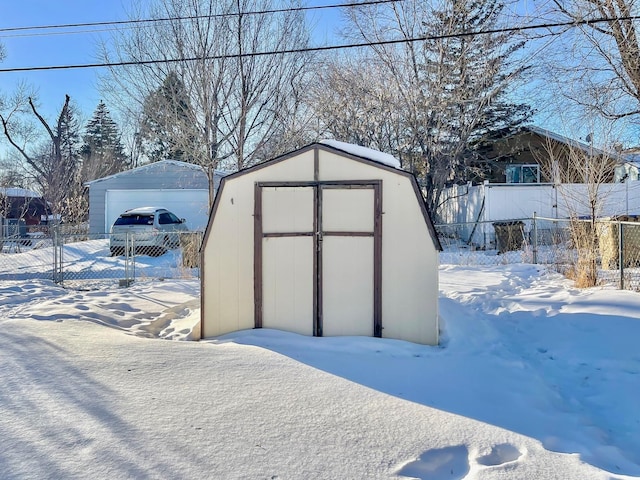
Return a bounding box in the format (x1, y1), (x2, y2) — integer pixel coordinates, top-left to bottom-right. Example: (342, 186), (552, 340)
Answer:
(397, 445), (469, 480)
(477, 443), (522, 466)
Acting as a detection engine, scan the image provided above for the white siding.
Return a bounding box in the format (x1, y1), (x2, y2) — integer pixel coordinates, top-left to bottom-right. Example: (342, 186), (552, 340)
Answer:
(380, 176), (439, 345)
(201, 152), (315, 338)
(318, 150), (439, 345)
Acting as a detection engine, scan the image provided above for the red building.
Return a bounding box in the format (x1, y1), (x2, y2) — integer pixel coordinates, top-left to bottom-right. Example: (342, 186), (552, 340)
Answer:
(0, 188), (51, 226)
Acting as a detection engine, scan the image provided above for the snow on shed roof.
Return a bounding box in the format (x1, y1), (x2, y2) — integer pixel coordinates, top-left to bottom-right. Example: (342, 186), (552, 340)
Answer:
(320, 140), (401, 169)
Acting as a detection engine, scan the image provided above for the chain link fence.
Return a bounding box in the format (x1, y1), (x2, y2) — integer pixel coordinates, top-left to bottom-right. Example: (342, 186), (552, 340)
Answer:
(4, 217), (640, 291)
(0, 224), (203, 289)
(437, 215), (640, 290)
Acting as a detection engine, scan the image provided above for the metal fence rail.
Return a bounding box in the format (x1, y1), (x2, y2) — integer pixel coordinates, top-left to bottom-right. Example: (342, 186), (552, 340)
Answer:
(0, 225), (203, 288)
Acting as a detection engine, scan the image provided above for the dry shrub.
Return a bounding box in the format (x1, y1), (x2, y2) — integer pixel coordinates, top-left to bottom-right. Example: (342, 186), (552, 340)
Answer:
(568, 220), (599, 288)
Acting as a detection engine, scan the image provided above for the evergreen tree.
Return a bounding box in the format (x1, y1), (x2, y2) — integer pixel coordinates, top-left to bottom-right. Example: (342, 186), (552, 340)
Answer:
(54, 98), (84, 220)
(58, 98), (81, 172)
(339, 0), (532, 216)
(422, 0), (532, 184)
(81, 101), (129, 182)
(137, 71), (198, 163)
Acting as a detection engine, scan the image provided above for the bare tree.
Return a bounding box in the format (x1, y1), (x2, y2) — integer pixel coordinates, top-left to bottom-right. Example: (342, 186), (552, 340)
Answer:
(544, 1), (640, 123)
(0, 95), (81, 218)
(307, 54), (419, 170)
(536, 122), (620, 287)
(100, 0), (310, 206)
(0, 42), (5, 107)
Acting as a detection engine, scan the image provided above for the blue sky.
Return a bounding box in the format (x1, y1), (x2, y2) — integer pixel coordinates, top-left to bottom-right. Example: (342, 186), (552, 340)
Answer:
(0, 1), (134, 122)
(0, 1), (341, 124)
(2, 2), (618, 148)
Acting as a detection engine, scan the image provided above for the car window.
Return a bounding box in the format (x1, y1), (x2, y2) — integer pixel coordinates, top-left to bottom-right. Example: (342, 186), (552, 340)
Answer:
(159, 212), (182, 224)
(115, 214), (154, 226)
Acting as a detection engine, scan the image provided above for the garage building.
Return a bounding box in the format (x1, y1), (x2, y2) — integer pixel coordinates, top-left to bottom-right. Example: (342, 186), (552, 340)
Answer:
(86, 160), (226, 234)
(200, 141), (442, 345)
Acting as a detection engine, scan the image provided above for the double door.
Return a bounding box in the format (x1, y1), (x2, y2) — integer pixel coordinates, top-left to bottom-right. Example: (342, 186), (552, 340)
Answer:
(255, 181), (382, 337)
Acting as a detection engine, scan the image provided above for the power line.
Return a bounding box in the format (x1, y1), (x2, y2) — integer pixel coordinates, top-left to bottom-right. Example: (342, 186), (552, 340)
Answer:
(0, 0), (398, 36)
(0, 14), (637, 74)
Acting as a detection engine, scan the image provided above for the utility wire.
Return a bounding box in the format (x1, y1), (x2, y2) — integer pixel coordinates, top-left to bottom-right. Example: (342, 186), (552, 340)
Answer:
(0, 14), (637, 74)
(0, 0), (398, 35)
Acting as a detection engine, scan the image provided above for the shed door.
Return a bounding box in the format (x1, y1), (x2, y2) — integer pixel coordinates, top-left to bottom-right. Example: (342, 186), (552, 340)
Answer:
(260, 186), (315, 336)
(256, 182), (382, 338)
(320, 186), (378, 337)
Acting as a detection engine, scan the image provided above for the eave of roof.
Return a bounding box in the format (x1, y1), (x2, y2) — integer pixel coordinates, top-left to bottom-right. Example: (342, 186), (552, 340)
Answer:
(84, 159), (228, 186)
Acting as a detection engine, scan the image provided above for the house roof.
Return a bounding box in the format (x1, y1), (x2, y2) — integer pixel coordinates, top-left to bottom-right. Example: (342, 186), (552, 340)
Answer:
(619, 150), (640, 168)
(0, 187), (42, 198)
(508, 125), (617, 159)
(84, 159), (229, 186)
(475, 125), (626, 171)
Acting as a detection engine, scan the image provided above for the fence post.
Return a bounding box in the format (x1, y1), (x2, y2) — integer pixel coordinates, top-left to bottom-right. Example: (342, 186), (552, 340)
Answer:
(619, 221), (624, 290)
(122, 232), (135, 287)
(532, 212), (538, 265)
(52, 225), (57, 283)
(52, 224), (63, 284)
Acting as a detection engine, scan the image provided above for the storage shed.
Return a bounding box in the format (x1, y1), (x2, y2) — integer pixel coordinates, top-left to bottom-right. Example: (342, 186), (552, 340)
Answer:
(85, 160), (227, 234)
(200, 141), (442, 345)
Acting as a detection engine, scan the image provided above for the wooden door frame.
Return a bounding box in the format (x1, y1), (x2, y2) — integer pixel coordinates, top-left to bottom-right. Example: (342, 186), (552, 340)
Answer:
(254, 179), (383, 337)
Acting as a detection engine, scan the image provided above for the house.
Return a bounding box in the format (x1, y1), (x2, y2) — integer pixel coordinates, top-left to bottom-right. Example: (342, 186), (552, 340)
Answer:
(437, 127), (640, 250)
(614, 150), (640, 183)
(199, 141), (442, 345)
(472, 125), (618, 184)
(85, 160), (227, 234)
(0, 188), (50, 235)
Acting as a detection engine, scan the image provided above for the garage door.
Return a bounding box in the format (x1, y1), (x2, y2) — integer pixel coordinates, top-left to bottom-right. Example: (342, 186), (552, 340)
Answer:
(105, 189), (209, 232)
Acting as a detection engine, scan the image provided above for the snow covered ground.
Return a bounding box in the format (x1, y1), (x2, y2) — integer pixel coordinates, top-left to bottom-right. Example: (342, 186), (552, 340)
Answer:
(0, 243), (639, 479)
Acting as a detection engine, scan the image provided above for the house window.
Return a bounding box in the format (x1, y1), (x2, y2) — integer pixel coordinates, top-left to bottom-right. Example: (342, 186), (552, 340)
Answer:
(506, 164), (540, 183)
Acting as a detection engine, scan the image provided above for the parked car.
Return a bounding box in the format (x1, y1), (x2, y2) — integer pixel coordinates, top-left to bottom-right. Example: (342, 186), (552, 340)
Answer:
(109, 207), (188, 256)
